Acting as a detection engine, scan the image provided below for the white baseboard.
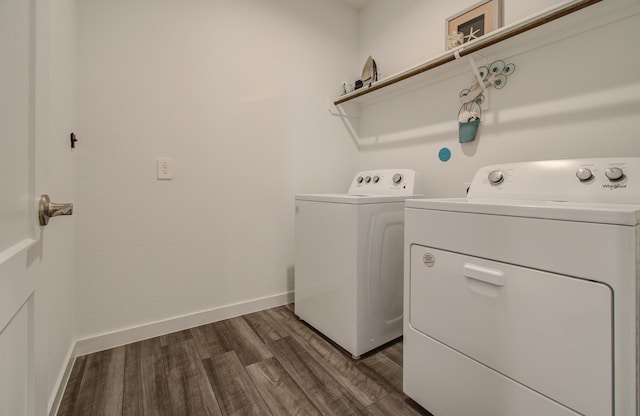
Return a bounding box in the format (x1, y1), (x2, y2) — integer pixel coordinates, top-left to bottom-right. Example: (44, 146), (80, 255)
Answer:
(75, 291), (293, 356)
(48, 343), (77, 416)
(47, 291), (292, 414)
(48, 291), (292, 414)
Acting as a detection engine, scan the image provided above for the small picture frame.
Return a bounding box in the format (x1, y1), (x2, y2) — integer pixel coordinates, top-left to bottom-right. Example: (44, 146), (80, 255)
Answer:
(446, 0), (503, 50)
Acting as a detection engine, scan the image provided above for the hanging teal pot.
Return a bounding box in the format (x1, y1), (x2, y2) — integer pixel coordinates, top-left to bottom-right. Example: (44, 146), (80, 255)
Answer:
(458, 101), (481, 143)
(459, 119), (480, 143)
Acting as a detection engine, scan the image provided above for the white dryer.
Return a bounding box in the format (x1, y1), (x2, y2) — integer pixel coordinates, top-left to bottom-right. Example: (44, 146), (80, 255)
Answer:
(404, 158), (640, 416)
(295, 169), (423, 358)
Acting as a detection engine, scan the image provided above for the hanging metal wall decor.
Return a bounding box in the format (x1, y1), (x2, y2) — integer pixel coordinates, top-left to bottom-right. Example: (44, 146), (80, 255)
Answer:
(457, 59), (515, 143)
(459, 59), (515, 105)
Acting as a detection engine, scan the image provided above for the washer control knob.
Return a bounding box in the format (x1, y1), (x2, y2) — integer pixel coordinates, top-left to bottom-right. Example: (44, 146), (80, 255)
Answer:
(373, 175), (380, 183)
(576, 168), (593, 182)
(365, 176), (372, 183)
(392, 174), (403, 184)
(488, 170), (504, 185)
(605, 167), (624, 182)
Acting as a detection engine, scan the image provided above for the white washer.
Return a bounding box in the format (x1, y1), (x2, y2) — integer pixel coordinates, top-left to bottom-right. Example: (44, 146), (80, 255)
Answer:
(295, 169), (423, 358)
(404, 158), (640, 416)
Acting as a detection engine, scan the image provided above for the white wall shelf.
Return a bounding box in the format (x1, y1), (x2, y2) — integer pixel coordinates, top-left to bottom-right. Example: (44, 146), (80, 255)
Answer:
(333, 0), (601, 107)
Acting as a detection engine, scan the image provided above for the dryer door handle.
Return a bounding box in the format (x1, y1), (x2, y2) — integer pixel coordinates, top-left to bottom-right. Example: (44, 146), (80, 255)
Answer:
(464, 263), (506, 287)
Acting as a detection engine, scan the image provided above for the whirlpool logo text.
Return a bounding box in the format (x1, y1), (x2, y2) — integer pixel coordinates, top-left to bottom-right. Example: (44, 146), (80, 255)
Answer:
(602, 183), (627, 189)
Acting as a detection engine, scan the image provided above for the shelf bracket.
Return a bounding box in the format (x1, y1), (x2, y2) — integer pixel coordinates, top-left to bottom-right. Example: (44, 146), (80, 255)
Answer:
(326, 99), (360, 120)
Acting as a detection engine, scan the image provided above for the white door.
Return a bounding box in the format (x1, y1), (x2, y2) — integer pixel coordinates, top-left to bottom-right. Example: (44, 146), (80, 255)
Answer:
(1, 0), (52, 414)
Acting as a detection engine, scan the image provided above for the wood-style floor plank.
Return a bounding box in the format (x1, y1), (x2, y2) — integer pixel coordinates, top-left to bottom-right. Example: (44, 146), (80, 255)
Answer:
(367, 393), (433, 416)
(267, 336), (370, 416)
(57, 355), (87, 416)
(192, 316), (273, 366)
(218, 316), (273, 366)
(123, 337), (173, 416)
(190, 322), (230, 360)
(71, 346), (125, 416)
(203, 351), (272, 416)
(358, 352), (404, 394)
(246, 357), (322, 416)
(265, 306), (390, 406)
(162, 339), (223, 416)
(380, 340), (403, 367)
(242, 310), (288, 343)
(158, 328), (193, 347)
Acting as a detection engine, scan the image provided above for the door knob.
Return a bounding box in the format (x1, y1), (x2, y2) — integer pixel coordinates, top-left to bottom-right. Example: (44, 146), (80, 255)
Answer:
(39, 194), (73, 226)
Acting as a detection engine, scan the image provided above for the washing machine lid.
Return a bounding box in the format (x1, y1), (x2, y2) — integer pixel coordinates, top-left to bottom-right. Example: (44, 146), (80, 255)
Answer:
(295, 169), (424, 204)
(296, 193), (418, 204)
(405, 197), (640, 225)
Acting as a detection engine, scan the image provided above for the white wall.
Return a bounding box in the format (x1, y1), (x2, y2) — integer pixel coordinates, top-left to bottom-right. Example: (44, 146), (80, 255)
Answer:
(73, 0), (640, 350)
(355, 0), (640, 197)
(75, 0), (359, 340)
(44, 0), (77, 412)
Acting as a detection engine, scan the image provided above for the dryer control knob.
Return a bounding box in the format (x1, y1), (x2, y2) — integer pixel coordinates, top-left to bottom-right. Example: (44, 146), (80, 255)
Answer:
(373, 175), (380, 183)
(605, 167), (624, 182)
(576, 168), (593, 182)
(357, 176), (364, 184)
(488, 170), (504, 185)
(365, 176), (372, 183)
(392, 174), (403, 184)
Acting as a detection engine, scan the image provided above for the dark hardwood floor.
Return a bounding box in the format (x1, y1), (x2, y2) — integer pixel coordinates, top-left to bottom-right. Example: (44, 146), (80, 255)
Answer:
(57, 304), (432, 416)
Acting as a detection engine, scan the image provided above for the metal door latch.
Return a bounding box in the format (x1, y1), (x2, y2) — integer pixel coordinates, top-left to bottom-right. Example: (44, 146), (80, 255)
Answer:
(39, 194), (73, 226)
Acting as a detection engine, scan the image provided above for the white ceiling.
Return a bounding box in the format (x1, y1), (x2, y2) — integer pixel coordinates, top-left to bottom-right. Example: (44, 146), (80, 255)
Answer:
(336, 0), (372, 10)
